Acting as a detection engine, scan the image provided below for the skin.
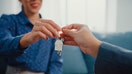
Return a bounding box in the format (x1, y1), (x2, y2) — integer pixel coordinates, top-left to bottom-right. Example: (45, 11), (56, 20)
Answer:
(62, 24), (102, 58)
(19, 0), (61, 49)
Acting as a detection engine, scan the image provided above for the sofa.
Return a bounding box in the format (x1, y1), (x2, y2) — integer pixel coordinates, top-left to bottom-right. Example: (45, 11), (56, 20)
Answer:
(0, 32), (132, 74)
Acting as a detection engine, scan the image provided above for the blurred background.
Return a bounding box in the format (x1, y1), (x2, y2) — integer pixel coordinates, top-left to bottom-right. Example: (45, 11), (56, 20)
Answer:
(0, 0), (132, 33)
(0, 0), (132, 74)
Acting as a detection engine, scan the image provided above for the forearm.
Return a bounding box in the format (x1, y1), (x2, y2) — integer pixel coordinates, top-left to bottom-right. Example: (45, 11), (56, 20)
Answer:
(97, 42), (132, 63)
(95, 42), (132, 74)
(0, 35), (25, 56)
(85, 37), (102, 58)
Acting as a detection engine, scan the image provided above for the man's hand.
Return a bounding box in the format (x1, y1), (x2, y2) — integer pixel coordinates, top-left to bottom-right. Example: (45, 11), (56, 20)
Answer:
(20, 19), (61, 49)
(62, 24), (101, 58)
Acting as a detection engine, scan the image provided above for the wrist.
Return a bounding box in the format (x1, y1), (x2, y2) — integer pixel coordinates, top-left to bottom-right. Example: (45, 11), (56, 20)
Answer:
(92, 39), (102, 58)
(20, 32), (32, 49)
(87, 39), (102, 58)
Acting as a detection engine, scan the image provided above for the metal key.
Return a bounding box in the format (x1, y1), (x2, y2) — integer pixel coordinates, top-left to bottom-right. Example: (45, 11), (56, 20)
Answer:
(55, 38), (64, 56)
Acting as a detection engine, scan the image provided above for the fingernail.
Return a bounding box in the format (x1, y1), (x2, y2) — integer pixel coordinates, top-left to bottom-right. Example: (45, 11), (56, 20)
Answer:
(70, 29), (77, 32)
(46, 37), (49, 40)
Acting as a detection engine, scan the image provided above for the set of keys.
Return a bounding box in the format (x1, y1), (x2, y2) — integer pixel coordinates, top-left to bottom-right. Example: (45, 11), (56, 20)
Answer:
(55, 29), (77, 56)
(55, 31), (64, 56)
(55, 38), (64, 56)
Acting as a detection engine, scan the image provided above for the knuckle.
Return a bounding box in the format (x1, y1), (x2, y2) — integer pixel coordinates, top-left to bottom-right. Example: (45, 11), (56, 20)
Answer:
(43, 23), (48, 26)
(48, 20), (55, 24)
(37, 31), (42, 36)
(48, 20), (52, 22)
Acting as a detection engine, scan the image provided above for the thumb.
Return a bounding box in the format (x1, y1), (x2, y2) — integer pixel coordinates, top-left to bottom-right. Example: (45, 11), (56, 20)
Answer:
(63, 29), (76, 37)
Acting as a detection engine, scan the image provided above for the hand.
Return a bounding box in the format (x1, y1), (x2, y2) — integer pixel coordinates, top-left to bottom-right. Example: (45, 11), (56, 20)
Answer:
(20, 19), (61, 49)
(62, 24), (101, 58)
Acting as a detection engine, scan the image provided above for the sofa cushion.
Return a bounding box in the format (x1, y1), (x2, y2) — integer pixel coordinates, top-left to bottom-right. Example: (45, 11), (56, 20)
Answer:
(62, 45), (88, 74)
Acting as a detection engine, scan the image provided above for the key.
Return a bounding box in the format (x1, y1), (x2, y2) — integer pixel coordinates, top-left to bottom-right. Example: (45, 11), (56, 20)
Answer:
(55, 38), (64, 56)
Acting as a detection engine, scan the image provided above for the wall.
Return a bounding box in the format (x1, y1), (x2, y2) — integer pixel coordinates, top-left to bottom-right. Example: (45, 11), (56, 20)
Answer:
(0, 0), (132, 33)
(116, 0), (132, 32)
(0, 0), (20, 16)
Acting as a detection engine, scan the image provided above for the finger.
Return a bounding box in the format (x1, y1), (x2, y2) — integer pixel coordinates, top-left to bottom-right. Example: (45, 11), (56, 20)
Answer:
(34, 21), (42, 26)
(62, 24), (84, 30)
(62, 29), (76, 37)
(60, 32), (64, 37)
(62, 24), (73, 29)
(70, 24), (84, 30)
(63, 41), (78, 46)
(64, 36), (74, 41)
(40, 19), (61, 31)
(37, 31), (48, 40)
(32, 22), (42, 31)
(33, 22), (54, 38)
(40, 26), (54, 38)
(42, 23), (60, 38)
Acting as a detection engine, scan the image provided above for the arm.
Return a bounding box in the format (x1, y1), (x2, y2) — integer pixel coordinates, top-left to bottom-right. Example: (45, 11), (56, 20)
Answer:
(95, 42), (132, 74)
(0, 15), (61, 56)
(20, 19), (61, 49)
(0, 15), (24, 56)
(62, 24), (132, 74)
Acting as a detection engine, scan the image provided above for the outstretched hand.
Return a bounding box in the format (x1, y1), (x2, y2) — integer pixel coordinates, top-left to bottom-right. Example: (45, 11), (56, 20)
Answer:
(62, 24), (101, 58)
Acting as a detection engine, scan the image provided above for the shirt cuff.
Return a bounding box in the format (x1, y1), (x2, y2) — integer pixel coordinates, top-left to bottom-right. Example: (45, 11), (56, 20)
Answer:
(95, 42), (115, 73)
(96, 42), (114, 60)
(96, 42), (126, 61)
(11, 35), (26, 56)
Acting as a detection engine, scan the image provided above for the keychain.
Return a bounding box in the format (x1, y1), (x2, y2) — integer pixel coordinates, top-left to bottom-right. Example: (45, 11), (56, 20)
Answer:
(55, 38), (64, 56)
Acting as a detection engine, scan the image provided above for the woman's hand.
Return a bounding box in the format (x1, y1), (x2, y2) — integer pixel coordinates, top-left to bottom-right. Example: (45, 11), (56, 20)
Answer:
(20, 19), (61, 49)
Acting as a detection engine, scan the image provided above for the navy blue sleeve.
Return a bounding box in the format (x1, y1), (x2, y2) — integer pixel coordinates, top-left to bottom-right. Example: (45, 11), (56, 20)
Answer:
(0, 15), (25, 57)
(47, 39), (63, 74)
(95, 42), (132, 74)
